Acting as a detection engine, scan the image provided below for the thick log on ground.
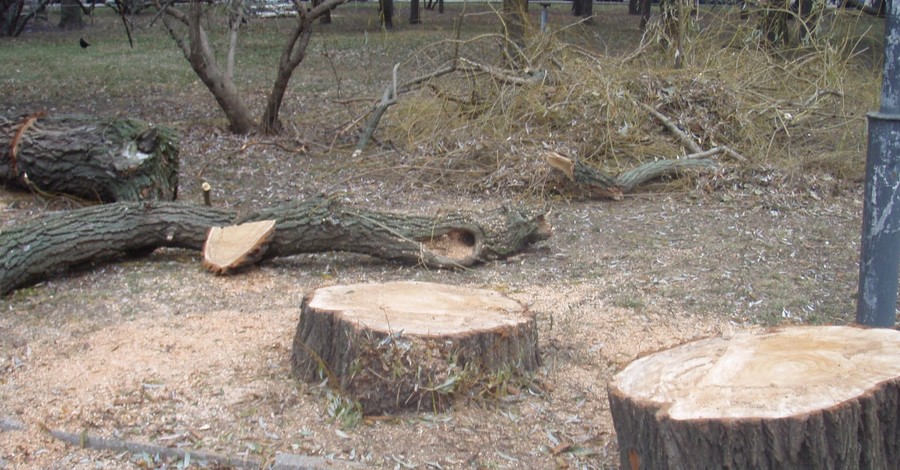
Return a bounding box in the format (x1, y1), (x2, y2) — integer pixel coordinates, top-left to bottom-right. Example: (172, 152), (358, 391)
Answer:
(0, 198), (550, 296)
(291, 281), (540, 414)
(1, 113), (179, 201)
(608, 326), (900, 469)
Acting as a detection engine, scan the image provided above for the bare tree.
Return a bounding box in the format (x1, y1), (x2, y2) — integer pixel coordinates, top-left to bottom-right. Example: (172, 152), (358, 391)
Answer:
(160, 0), (349, 134)
(1, 0), (53, 36)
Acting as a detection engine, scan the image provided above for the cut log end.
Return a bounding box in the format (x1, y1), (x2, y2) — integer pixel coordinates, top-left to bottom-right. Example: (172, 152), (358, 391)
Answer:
(291, 281), (540, 414)
(544, 151), (575, 181)
(608, 326), (900, 469)
(202, 219), (276, 275)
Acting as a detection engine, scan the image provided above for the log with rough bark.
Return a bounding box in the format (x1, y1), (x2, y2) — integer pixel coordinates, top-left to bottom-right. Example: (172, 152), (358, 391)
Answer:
(0, 113), (179, 201)
(0, 198), (550, 296)
(608, 326), (900, 469)
(291, 281), (540, 414)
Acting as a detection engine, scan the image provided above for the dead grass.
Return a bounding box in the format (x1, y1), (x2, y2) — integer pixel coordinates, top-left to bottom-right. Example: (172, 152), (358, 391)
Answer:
(369, 4), (879, 195)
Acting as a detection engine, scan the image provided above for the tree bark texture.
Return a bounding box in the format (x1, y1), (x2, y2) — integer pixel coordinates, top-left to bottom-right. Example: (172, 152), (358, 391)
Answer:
(608, 326), (900, 470)
(0, 198), (551, 296)
(379, 0), (393, 29)
(291, 281), (540, 414)
(0, 114), (179, 202)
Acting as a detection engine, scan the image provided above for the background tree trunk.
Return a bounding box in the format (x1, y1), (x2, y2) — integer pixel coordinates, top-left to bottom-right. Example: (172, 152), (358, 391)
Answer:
(379, 0), (393, 29)
(292, 282), (540, 414)
(640, 0), (652, 30)
(609, 326), (900, 469)
(502, 0), (528, 64)
(761, 0), (790, 46)
(0, 114), (179, 202)
(628, 0), (640, 15)
(0, 199), (551, 296)
(409, 0), (420, 24)
(572, 0), (592, 20)
(58, 0), (83, 29)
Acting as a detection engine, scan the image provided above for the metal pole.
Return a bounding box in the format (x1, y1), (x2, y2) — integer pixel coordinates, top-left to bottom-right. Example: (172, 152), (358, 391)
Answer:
(856, 0), (900, 327)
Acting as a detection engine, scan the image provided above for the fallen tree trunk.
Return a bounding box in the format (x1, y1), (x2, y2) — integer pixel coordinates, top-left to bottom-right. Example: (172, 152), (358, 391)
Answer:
(545, 151), (717, 200)
(0, 113), (179, 201)
(0, 198), (551, 296)
(608, 326), (900, 469)
(293, 281), (539, 414)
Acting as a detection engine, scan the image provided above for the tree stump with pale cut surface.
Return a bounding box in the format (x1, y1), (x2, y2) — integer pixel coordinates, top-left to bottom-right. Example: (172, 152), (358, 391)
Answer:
(291, 281), (540, 414)
(608, 326), (900, 470)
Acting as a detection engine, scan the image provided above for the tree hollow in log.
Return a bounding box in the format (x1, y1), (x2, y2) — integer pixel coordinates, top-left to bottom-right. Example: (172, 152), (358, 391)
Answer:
(608, 326), (900, 469)
(291, 281), (540, 414)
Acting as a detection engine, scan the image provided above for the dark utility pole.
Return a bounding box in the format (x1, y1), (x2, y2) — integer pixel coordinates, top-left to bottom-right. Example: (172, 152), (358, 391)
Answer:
(856, 0), (900, 327)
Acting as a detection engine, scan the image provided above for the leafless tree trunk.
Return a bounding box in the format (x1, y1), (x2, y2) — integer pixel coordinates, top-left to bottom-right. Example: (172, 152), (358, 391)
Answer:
(379, 0), (393, 29)
(162, 2), (256, 133)
(59, 0), (84, 29)
(409, 0), (420, 24)
(160, 0), (349, 135)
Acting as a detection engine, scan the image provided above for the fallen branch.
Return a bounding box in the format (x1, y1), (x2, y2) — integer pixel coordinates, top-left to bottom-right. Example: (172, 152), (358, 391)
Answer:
(544, 151), (717, 200)
(0, 418), (25, 432)
(637, 102), (748, 163)
(637, 102), (703, 154)
(0, 198), (551, 296)
(2, 417), (345, 469)
(457, 58), (546, 86)
(45, 426), (260, 469)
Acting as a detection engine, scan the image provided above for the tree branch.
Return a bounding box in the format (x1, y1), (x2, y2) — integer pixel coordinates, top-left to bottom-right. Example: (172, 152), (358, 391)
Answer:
(458, 57), (545, 86)
(226, 0), (244, 80)
(544, 150), (719, 199)
(637, 101), (703, 154)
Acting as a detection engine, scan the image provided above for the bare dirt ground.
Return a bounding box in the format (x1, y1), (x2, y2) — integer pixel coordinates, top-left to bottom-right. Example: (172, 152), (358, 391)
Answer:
(0, 4), (877, 469)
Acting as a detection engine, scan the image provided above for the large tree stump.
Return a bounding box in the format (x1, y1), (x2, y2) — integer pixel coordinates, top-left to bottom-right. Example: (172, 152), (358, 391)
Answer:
(291, 281), (540, 414)
(0, 199), (550, 296)
(608, 326), (900, 470)
(1, 113), (179, 201)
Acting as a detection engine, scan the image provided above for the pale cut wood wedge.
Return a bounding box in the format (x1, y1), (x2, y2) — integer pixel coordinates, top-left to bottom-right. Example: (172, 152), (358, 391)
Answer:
(202, 219), (276, 275)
